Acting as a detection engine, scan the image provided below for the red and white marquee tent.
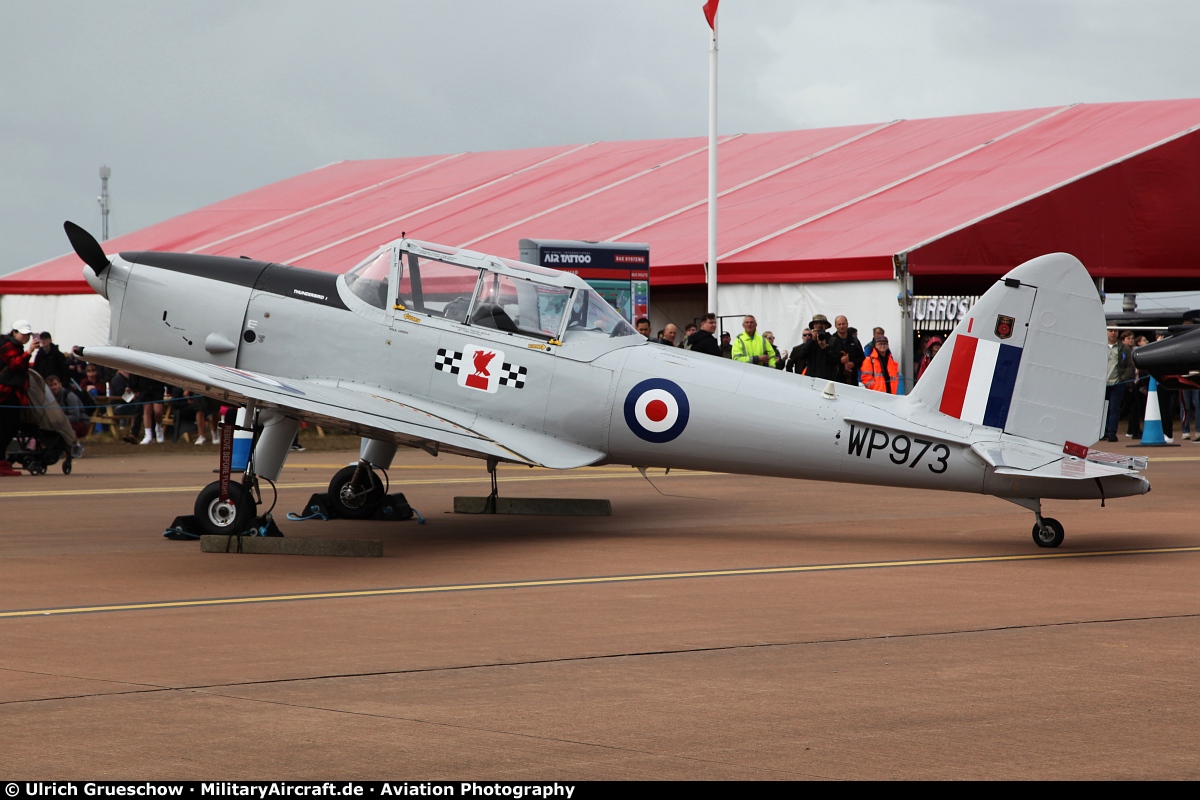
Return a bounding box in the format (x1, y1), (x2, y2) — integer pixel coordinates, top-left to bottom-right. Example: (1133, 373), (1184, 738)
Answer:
(4, 99), (1200, 365)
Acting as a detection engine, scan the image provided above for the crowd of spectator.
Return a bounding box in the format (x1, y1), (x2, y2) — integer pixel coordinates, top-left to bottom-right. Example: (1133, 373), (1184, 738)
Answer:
(639, 311), (1200, 442)
(640, 311), (909, 393)
(0, 320), (257, 477)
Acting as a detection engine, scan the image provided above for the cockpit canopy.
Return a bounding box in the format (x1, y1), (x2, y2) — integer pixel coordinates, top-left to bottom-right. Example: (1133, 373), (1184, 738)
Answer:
(343, 242), (637, 341)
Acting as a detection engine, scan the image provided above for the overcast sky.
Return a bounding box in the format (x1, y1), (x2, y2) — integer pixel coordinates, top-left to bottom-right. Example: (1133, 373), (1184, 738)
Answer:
(3, 0), (1199, 307)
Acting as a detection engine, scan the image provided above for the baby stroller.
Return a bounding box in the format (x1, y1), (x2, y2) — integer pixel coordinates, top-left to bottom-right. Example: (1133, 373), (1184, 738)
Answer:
(7, 372), (75, 475)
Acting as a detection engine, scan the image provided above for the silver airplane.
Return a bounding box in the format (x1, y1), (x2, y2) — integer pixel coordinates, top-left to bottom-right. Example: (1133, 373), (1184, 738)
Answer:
(64, 221), (1149, 548)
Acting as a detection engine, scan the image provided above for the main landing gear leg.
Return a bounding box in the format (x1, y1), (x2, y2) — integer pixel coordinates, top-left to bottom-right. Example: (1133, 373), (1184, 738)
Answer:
(484, 457), (499, 514)
(323, 437), (394, 518)
(194, 404), (260, 537)
(328, 459), (386, 519)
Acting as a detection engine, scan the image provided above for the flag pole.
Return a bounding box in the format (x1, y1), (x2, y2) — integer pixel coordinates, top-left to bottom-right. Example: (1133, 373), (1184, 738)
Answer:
(706, 8), (719, 316)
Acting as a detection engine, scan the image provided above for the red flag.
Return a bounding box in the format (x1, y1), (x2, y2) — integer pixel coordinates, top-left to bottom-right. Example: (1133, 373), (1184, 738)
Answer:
(703, 0), (719, 30)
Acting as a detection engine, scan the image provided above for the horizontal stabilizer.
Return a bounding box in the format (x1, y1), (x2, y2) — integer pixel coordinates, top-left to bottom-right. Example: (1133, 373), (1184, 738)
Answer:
(1082, 449), (1147, 471)
(970, 440), (1060, 472)
(993, 456), (1135, 482)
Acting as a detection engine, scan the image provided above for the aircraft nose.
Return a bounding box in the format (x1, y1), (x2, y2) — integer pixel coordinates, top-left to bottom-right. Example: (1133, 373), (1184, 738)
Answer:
(1131, 327), (1200, 376)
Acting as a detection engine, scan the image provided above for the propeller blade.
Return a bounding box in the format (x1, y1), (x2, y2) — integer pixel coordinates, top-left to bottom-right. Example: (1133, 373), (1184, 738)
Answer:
(63, 220), (110, 274)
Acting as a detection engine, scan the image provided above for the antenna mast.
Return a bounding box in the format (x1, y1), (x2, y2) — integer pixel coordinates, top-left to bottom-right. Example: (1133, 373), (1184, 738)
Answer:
(98, 165), (111, 240)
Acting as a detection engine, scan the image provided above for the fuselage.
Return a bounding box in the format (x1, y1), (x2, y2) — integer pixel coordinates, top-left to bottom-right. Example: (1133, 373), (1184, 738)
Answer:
(85, 243), (1149, 503)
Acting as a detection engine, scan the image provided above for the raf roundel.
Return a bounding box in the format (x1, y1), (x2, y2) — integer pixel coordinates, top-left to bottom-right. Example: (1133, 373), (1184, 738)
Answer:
(624, 378), (690, 443)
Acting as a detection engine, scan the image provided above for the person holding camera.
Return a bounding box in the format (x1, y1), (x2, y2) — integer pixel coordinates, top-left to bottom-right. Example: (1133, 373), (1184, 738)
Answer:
(786, 314), (840, 380)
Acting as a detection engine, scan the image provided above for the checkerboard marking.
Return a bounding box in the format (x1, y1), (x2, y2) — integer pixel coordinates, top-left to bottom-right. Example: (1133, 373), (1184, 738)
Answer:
(498, 363), (527, 389)
(434, 349), (462, 375)
(434, 348), (525, 389)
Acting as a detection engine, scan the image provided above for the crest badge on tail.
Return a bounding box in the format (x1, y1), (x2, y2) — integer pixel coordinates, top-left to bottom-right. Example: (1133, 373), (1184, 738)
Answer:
(995, 315), (1015, 340)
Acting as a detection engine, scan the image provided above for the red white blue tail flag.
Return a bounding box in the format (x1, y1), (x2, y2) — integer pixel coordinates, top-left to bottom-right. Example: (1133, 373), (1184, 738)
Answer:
(939, 334), (1024, 429)
(703, 0), (720, 30)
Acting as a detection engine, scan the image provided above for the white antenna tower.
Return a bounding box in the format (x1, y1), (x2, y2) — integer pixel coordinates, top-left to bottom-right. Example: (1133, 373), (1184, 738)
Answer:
(98, 165), (111, 240)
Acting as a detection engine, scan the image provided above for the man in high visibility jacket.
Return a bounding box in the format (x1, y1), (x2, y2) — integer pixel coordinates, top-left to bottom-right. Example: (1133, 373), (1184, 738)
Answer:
(861, 335), (900, 393)
(732, 315), (777, 367)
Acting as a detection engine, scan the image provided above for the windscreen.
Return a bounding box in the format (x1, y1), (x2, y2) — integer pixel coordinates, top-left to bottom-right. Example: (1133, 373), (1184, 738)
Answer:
(343, 249), (392, 309)
(564, 287), (638, 340)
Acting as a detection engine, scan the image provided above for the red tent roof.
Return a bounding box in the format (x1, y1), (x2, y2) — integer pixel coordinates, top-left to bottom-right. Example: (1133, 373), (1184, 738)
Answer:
(6, 99), (1200, 296)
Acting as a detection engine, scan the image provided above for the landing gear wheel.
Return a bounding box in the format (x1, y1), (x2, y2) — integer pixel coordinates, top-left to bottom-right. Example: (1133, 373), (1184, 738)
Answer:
(27, 460), (46, 476)
(194, 481), (256, 537)
(328, 465), (385, 519)
(1032, 517), (1064, 548)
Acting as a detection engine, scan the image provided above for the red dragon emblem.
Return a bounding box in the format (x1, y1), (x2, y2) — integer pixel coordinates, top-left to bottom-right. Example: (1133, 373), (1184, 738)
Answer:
(466, 349), (498, 390)
(472, 350), (497, 377)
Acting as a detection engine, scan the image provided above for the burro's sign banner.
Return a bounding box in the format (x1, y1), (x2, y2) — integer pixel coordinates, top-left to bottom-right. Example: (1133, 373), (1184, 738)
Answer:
(913, 295), (978, 331)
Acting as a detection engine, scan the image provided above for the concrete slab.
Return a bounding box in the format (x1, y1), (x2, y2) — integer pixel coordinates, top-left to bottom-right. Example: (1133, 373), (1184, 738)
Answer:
(199, 534), (382, 557)
(453, 496), (612, 515)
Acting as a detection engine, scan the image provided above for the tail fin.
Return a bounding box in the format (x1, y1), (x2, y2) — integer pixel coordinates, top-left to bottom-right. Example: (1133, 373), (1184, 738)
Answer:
(910, 253), (1106, 447)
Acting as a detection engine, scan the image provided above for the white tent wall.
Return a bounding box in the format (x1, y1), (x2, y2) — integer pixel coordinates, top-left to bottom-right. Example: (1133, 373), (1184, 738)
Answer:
(1, 294), (110, 348)
(716, 280), (902, 380)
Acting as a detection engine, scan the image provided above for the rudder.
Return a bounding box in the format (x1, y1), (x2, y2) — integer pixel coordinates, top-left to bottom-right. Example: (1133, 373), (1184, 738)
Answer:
(910, 253), (1107, 447)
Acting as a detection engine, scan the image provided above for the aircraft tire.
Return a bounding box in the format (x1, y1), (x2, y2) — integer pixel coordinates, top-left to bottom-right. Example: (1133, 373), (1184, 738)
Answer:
(1032, 517), (1064, 548)
(194, 481), (256, 537)
(327, 465), (385, 519)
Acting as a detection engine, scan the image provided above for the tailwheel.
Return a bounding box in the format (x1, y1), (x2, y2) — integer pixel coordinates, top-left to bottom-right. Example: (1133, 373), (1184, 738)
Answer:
(1032, 517), (1064, 548)
(327, 464), (385, 519)
(194, 481), (256, 537)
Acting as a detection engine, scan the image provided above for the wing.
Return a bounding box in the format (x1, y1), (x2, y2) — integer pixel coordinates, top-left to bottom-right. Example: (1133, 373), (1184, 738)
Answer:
(78, 346), (605, 469)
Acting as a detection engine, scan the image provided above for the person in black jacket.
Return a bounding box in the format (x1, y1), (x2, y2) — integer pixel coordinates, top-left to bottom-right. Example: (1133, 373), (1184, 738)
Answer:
(827, 316), (865, 385)
(786, 315), (840, 380)
(687, 313), (721, 356)
(32, 332), (70, 383)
